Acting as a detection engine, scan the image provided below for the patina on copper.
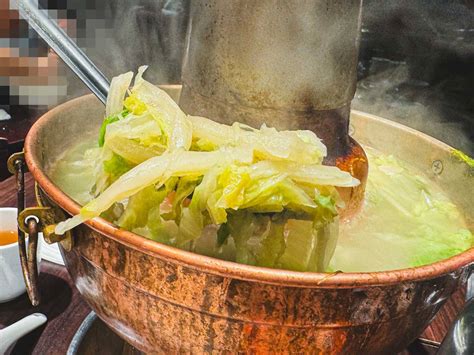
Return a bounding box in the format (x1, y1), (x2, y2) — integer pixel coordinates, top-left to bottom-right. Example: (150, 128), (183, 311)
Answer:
(22, 94), (473, 354)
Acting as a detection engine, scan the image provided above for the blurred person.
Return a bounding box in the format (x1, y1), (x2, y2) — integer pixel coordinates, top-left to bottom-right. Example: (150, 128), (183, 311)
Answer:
(0, 0), (70, 180)
(0, 0), (67, 111)
(1, 0), (189, 111)
(0, 0), (189, 179)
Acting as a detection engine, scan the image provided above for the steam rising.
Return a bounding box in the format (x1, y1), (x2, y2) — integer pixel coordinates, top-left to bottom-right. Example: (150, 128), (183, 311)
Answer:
(356, 0), (473, 155)
(353, 58), (473, 155)
(24, 0), (471, 154)
(63, 0), (189, 100)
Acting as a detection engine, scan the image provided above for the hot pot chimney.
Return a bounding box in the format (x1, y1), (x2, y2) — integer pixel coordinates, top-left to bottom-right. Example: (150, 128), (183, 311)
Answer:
(180, 0), (367, 212)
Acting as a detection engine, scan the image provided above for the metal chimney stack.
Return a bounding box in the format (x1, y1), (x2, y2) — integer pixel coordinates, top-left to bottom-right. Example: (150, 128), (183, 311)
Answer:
(180, 0), (367, 212)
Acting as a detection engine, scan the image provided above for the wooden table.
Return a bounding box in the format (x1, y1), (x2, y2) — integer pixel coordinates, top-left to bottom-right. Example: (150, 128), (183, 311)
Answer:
(0, 174), (466, 354)
(0, 174), (91, 355)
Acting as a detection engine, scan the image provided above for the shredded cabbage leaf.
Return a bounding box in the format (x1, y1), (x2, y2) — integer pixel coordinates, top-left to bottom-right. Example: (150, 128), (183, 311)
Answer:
(55, 67), (360, 272)
(329, 150), (473, 272)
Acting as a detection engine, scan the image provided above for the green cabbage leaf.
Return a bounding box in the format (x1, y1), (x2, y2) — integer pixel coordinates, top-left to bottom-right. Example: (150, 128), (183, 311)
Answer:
(55, 67), (361, 273)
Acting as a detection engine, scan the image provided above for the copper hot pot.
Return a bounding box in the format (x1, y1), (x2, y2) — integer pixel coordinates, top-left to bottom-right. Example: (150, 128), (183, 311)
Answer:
(18, 92), (473, 354)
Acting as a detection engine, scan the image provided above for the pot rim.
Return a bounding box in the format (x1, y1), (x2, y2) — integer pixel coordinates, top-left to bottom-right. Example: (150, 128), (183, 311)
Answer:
(24, 94), (474, 288)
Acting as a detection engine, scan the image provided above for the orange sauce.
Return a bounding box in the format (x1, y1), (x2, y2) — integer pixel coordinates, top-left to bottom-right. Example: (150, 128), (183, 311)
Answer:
(0, 230), (18, 246)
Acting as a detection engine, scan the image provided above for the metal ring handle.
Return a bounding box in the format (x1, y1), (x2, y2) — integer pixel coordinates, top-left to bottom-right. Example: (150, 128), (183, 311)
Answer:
(8, 152), (41, 306)
(8, 151), (75, 305)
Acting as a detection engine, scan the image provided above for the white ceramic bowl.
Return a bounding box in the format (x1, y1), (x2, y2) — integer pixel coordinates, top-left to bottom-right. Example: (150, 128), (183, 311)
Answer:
(0, 208), (42, 303)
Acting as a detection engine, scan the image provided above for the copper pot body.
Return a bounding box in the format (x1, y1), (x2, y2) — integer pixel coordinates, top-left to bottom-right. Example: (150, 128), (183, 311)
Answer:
(25, 94), (473, 354)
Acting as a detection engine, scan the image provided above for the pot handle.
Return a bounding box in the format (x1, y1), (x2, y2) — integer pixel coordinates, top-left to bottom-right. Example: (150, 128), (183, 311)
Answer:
(7, 152), (41, 306)
(467, 265), (474, 301)
(437, 267), (474, 354)
(8, 152), (74, 306)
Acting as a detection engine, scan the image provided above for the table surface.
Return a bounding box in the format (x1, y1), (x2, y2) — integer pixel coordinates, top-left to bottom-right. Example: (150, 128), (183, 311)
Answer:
(0, 174), (91, 355)
(0, 173), (467, 354)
